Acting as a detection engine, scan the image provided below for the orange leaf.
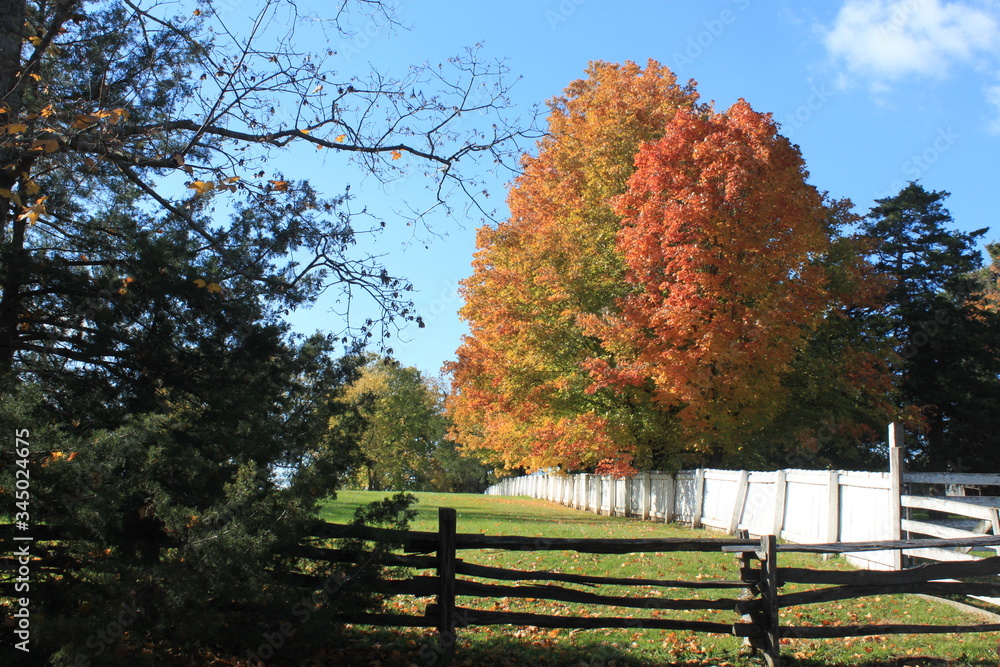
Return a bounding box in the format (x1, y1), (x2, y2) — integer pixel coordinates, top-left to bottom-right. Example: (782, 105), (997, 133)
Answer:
(72, 114), (100, 130)
(390, 150), (402, 160)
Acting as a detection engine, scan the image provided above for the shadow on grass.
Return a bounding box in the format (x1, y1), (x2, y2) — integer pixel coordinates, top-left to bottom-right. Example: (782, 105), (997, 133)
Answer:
(315, 625), (674, 666)
(285, 626), (1000, 666)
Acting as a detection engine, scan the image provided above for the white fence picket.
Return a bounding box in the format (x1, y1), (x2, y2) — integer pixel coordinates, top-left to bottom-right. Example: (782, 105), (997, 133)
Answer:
(486, 466), (898, 572)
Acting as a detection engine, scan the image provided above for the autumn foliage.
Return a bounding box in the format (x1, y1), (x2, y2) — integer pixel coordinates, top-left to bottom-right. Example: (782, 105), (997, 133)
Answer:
(448, 61), (895, 474)
(583, 100), (833, 449)
(447, 61), (701, 474)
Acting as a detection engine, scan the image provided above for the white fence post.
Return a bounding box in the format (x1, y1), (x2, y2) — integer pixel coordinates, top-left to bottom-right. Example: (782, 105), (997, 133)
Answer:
(772, 470), (787, 537)
(728, 470), (750, 535)
(692, 469), (706, 529)
(889, 422), (905, 570)
(827, 470), (841, 543)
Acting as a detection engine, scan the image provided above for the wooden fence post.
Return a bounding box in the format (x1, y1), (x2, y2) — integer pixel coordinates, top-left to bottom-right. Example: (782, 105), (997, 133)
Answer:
(437, 507), (457, 661)
(664, 472), (675, 524)
(641, 472), (652, 521)
(622, 477), (631, 517)
(889, 422), (905, 570)
(760, 534), (781, 666)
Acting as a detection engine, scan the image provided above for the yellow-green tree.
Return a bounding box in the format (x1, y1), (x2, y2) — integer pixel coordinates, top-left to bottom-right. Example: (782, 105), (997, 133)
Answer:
(335, 357), (448, 490)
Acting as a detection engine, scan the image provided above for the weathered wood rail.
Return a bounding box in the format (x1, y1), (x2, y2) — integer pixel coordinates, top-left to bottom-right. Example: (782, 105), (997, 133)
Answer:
(301, 510), (1000, 665)
(6, 514), (1000, 665)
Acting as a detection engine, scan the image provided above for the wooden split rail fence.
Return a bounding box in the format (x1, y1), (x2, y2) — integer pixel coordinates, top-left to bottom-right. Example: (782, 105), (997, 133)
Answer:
(7, 511), (1000, 665)
(311, 508), (1000, 666)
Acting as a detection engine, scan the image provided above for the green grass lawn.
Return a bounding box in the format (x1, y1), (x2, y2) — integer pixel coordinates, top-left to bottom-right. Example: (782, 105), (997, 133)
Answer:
(318, 491), (1000, 666)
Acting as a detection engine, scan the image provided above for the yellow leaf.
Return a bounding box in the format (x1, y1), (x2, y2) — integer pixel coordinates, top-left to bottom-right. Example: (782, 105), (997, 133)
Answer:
(27, 73), (40, 82)
(0, 188), (21, 206)
(30, 138), (60, 153)
(269, 180), (289, 192)
(193, 278), (207, 288)
(300, 128), (310, 135)
(28, 36), (42, 46)
(224, 176), (240, 184)
(207, 282), (222, 294)
(391, 150), (402, 160)
(40, 104), (54, 118)
(193, 8), (201, 16)
(18, 196), (47, 225)
(1, 123), (27, 135)
(334, 134), (346, 143)
(186, 180), (215, 195)
(25, 180), (40, 196)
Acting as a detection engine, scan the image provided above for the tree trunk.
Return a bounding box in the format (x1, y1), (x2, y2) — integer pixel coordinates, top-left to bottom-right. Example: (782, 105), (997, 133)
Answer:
(0, 0), (27, 375)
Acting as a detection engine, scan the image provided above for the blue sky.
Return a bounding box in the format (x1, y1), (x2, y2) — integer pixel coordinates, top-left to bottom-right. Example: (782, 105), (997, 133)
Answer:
(278, 0), (1000, 378)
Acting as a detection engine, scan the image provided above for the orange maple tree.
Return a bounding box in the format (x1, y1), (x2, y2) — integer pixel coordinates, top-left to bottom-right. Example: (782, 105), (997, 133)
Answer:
(447, 60), (699, 473)
(582, 100), (836, 452)
(449, 64), (896, 474)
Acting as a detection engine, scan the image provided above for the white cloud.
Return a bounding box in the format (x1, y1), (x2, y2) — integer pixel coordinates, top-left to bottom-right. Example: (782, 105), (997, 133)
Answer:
(985, 81), (1000, 131)
(825, 0), (1000, 81)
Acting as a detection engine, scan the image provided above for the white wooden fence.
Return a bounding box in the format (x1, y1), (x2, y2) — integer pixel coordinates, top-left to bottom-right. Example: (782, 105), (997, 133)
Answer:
(486, 467), (899, 569)
(485, 423), (1000, 572)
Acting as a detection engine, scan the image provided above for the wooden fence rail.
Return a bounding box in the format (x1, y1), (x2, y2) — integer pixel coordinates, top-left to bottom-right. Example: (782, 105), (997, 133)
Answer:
(306, 512), (1000, 665)
(6, 513), (1000, 665)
